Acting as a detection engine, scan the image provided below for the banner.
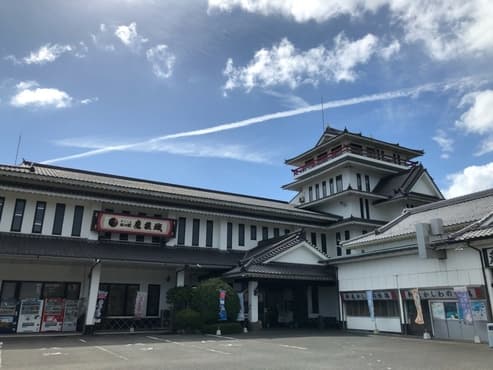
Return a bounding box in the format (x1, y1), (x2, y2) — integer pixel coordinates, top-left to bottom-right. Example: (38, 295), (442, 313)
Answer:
(454, 286), (473, 325)
(219, 290), (227, 321)
(411, 288), (424, 325)
(366, 290), (375, 321)
(94, 291), (108, 323)
(134, 292), (147, 318)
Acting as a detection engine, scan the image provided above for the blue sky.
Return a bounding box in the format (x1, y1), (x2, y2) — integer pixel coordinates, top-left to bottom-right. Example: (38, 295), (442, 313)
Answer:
(1, 0), (493, 200)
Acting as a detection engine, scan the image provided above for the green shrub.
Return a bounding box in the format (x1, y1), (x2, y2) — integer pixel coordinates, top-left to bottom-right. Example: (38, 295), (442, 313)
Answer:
(202, 322), (243, 335)
(191, 278), (240, 324)
(167, 286), (195, 310)
(174, 308), (203, 331)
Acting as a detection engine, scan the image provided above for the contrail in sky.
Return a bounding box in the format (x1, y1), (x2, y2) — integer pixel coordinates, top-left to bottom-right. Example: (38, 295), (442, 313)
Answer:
(42, 78), (479, 164)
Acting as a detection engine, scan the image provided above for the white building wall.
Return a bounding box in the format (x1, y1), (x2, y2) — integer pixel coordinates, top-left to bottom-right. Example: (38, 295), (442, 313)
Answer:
(346, 316), (401, 333)
(338, 248), (484, 292)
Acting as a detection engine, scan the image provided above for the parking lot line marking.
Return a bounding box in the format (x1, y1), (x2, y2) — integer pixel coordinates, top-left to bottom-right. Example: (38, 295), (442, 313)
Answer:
(94, 346), (129, 361)
(207, 348), (231, 355)
(146, 336), (161, 341)
(206, 334), (237, 341)
(43, 352), (63, 357)
(279, 344), (307, 350)
(79, 339), (87, 343)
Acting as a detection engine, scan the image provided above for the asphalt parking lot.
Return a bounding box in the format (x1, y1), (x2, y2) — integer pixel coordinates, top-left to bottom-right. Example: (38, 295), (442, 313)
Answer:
(0, 330), (491, 370)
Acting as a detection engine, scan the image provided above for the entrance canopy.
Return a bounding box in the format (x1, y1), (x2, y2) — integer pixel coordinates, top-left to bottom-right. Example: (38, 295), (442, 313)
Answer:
(223, 230), (336, 282)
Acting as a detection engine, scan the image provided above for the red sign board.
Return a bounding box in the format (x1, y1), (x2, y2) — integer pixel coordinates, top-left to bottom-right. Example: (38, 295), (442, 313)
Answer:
(94, 211), (176, 238)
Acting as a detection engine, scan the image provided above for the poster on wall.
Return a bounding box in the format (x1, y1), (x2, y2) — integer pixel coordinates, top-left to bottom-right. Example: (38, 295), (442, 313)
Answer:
(366, 290), (375, 321)
(62, 300), (79, 332)
(94, 291), (108, 323)
(41, 298), (65, 332)
(454, 287), (473, 324)
(431, 302), (445, 320)
(134, 292), (147, 318)
(471, 301), (488, 321)
(17, 299), (44, 333)
(411, 288), (424, 324)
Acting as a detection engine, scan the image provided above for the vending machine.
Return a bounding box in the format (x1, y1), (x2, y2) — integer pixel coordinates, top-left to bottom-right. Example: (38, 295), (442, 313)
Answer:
(0, 299), (19, 334)
(17, 298), (44, 333)
(41, 298), (65, 332)
(62, 299), (79, 332)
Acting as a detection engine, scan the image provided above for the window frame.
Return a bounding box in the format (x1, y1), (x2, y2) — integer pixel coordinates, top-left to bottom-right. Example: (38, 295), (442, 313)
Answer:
(192, 218), (200, 246)
(177, 217), (186, 245)
(336, 175), (343, 192)
(250, 225), (257, 240)
(32, 201), (47, 234)
(238, 223), (245, 246)
(52, 203), (66, 235)
(206, 220), (213, 247)
(227, 222), (233, 249)
(10, 199), (26, 232)
(71, 205), (84, 237)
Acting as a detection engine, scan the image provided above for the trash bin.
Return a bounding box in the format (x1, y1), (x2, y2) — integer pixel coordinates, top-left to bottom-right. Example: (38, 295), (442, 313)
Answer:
(487, 323), (493, 348)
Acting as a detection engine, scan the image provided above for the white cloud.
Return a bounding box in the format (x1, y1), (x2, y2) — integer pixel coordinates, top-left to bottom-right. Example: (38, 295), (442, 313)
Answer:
(6, 43), (88, 65)
(146, 44), (176, 79)
(42, 78), (468, 164)
(264, 91), (310, 109)
(432, 129), (454, 159)
(444, 162), (493, 198)
(80, 97), (99, 105)
(91, 23), (116, 51)
(11, 84), (73, 108)
(223, 34), (392, 92)
(378, 40), (400, 60)
(114, 22), (148, 51)
(55, 137), (271, 164)
(9, 80), (96, 109)
(455, 90), (493, 135)
(209, 0), (493, 60)
(476, 137), (493, 156)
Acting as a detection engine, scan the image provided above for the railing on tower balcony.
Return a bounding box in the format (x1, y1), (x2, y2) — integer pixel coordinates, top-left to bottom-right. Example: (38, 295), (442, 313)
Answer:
(291, 145), (418, 176)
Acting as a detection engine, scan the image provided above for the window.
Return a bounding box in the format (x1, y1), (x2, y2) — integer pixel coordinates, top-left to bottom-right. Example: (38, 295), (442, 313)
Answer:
(346, 248), (351, 255)
(227, 222), (233, 249)
(311, 232), (317, 246)
(362, 230), (368, 234)
(359, 198), (365, 219)
(357, 174), (362, 191)
(311, 286), (319, 314)
(152, 214), (162, 244)
(365, 175), (371, 192)
(177, 217), (186, 245)
(262, 226), (268, 240)
(11, 199), (26, 232)
(146, 284), (160, 316)
(119, 211), (130, 241)
(345, 301), (369, 316)
(238, 223), (245, 246)
(100, 283), (139, 317)
(206, 220), (213, 247)
(273, 227), (280, 238)
(329, 179), (334, 194)
(250, 225), (257, 240)
(336, 175), (343, 192)
(32, 201), (46, 234)
(346, 299), (399, 317)
(322, 181), (327, 197)
(192, 219), (200, 246)
(284, 229), (290, 235)
(336, 232), (342, 256)
(71, 205), (84, 237)
(315, 184), (320, 200)
(365, 199), (370, 219)
(0, 197), (4, 222)
(321, 234), (327, 254)
(308, 186), (313, 202)
(52, 203), (65, 235)
(344, 230), (350, 240)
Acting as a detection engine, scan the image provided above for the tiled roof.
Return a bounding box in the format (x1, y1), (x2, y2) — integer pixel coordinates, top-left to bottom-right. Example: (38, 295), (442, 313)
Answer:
(445, 211), (493, 242)
(241, 230), (324, 265)
(0, 162), (336, 222)
(0, 232), (243, 268)
(223, 262), (335, 281)
(373, 165), (443, 201)
(343, 188), (493, 248)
